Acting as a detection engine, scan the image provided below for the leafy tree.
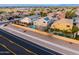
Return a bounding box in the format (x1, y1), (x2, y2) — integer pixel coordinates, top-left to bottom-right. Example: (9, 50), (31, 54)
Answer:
(65, 9), (76, 19)
(40, 12), (47, 17)
(48, 10), (52, 13)
(71, 25), (79, 38)
(41, 8), (44, 11)
(72, 25), (79, 33)
(29, 10), (35, 16)
(32, 8), (36, 11)
(0, 11), (5, 14)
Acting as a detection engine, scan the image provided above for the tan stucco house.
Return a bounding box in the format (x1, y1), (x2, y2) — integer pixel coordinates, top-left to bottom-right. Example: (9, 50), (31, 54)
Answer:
(50, 18), (73, 32)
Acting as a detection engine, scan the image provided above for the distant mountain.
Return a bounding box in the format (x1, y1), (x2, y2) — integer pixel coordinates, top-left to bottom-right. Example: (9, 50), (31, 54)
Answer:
(0, 4), (79, 8)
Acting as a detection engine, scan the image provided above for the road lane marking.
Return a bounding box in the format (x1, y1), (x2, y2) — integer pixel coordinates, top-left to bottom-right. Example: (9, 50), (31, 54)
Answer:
(3, 27), (79, 54)
(0, 33), (37, 55)
(1, 28), (55, 54)
(0, 43), (16, 55)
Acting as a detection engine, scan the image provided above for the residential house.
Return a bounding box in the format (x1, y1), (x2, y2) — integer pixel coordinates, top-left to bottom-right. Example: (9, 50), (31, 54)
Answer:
(75, 7), (79, 16)
(20, 17), (32, 24)
(28, 15), (40, 22)
(56, 11), (66, 20)
(74, 17), (79, 29)
(47, 12), (58, 21)
(34, 10), (41, 15)
(50, 19), (73, 32)
(18, 15), (40, 26)
(33, 17), (53, 30)
(74, 8), (79, 29)
(47, 12), (55, 19)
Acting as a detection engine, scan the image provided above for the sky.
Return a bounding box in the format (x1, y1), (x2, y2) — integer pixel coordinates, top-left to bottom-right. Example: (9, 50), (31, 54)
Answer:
(0, 0), (79, 7)
(0, 0), (79, 4)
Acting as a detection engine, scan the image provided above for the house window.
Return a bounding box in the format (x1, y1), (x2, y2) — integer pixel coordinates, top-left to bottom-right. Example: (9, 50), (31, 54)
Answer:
(73, 23), (76, 25)
(34, 22), (36, 24)
(66, 25), (70, 27)
(43, 21), (46, 23)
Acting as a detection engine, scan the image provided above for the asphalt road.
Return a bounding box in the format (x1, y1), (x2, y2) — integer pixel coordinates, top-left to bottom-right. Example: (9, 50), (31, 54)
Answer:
(0, 36), (34, 55)
(0, 43), (13, 55)
(3, 24), (79, 55)
(0, 29), (61, 55)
